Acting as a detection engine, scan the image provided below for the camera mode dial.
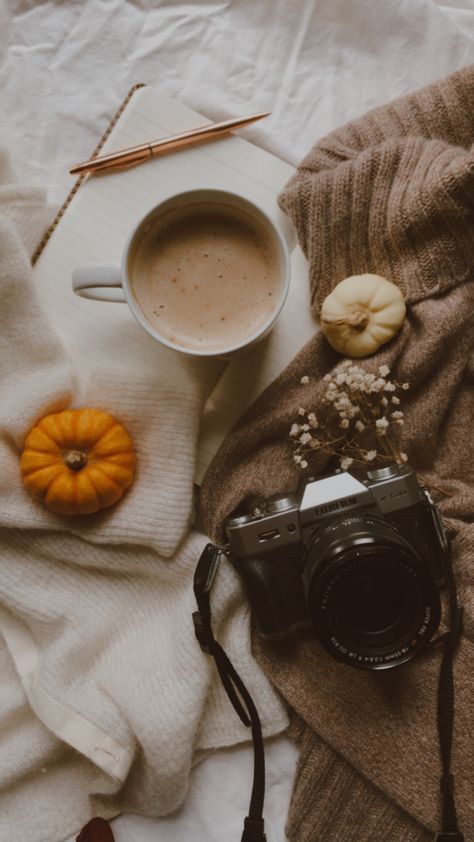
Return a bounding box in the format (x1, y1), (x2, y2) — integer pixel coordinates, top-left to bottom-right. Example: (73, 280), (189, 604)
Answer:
(226, 512), (253, 528)
(266, 495), (297, 514)
(366, 464), (402, 482)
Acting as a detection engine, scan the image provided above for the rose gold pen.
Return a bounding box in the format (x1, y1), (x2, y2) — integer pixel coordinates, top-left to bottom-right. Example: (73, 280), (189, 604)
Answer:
(69, 111), (270, 176)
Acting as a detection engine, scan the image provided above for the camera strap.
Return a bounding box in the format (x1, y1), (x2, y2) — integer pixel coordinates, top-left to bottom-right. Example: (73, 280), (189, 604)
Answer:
(433, 541), (464, 842)
(193, 543), (267, 842)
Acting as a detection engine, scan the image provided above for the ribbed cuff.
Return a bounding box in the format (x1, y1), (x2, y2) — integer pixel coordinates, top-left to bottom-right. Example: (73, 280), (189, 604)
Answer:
(278, 64), (474, 313)
(286, 719), (432, 842)
(80, 373), (204, 557)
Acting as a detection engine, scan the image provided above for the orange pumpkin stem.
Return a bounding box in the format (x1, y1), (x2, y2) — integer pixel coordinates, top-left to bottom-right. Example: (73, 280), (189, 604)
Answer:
(64, 449), (88, 471)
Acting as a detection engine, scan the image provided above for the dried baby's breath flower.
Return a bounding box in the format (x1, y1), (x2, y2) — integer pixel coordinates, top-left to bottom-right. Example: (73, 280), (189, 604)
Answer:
(399, 452), (408, 462)
(289, 361), (410, 470)
(370, 378), (386, 393)
(402, 383), (410, 390)
(340, 456), (354, 470)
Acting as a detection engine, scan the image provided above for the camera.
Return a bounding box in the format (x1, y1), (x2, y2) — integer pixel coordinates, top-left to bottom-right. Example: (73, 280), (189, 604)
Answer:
(225, 464), (448, 669)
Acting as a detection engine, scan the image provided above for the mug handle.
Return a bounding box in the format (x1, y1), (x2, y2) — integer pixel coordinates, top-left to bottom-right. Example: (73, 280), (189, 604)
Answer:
(72, 262), (126, 302)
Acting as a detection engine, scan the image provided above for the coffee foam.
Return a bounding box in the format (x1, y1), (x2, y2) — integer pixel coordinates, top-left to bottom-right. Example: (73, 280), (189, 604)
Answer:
(130, 204), (282, 352)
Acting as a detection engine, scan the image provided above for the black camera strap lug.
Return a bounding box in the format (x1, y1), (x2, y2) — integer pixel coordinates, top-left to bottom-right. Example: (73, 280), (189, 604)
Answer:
(193, 543), (221, 654)
(193, 543), (267, 842)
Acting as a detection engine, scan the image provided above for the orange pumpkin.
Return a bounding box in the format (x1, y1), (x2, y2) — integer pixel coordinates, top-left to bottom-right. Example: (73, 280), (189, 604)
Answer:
(20, 408), (136, 516)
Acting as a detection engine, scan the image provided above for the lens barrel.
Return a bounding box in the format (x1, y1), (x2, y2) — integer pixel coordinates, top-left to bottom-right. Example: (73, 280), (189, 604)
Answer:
(303, 514), (441, 670)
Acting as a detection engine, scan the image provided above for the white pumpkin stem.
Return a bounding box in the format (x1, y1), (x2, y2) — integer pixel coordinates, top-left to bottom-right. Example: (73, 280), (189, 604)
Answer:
(64, 449), (88, 471)
(321, 310), (369, 331)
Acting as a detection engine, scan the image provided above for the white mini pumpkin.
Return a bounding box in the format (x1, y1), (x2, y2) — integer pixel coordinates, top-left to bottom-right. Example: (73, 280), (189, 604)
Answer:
(320, 273), (406, 357)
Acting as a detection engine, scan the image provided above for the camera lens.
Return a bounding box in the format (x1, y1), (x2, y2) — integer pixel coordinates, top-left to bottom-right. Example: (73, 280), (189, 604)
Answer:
(339, 562), (406, 633)
(304, 515), (441, 669)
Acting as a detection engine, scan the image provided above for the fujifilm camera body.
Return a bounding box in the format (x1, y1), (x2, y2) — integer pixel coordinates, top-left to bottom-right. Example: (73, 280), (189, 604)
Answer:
(225, 464), (448, 669)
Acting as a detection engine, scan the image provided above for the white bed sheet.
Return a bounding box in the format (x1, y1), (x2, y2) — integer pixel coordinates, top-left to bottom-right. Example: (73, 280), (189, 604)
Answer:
(1, 1), (474, 840)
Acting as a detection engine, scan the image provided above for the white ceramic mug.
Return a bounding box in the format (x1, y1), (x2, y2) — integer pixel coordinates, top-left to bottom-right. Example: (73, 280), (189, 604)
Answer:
(72, 189), (291, 358)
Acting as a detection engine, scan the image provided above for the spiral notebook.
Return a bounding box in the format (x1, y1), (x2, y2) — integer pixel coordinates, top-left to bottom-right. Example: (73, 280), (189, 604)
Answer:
(32, 85), (317, 483)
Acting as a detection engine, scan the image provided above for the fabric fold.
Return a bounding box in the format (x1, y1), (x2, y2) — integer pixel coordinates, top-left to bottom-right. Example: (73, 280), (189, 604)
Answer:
(285, 717), (431, 842)
(279, 66), (474, 310)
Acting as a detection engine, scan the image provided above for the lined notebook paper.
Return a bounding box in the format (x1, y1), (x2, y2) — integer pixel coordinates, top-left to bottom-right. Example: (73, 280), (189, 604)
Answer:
(33, 87), (318, 482)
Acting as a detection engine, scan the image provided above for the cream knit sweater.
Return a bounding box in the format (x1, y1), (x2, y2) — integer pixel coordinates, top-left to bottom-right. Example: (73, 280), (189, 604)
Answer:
(0, 149), (288, 842)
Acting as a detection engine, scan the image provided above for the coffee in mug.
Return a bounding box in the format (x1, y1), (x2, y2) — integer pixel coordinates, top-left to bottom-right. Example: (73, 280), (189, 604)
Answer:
(72, 189), (290, 358)
(131, 204), (280, 353)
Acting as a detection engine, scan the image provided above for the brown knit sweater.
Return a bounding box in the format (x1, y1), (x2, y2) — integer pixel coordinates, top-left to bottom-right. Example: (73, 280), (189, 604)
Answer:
(200, 66), (474, 840)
